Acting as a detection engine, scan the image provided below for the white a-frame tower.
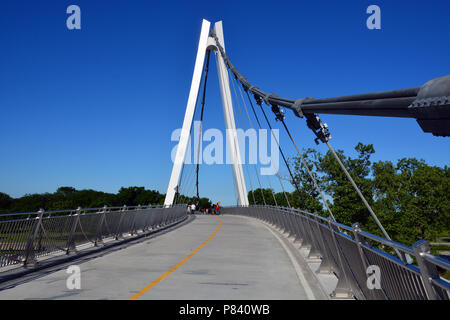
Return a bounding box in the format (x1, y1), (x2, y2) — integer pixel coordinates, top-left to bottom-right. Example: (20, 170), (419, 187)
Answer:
(164, 20), (249, 207)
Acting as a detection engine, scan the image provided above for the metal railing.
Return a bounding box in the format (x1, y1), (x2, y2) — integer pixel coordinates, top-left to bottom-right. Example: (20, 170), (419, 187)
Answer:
(0, 205), (187, 269)
(224, 205), (450, 300)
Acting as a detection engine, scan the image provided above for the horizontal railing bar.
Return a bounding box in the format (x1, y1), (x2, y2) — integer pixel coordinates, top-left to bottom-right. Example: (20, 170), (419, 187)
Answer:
(360, 241), (421, 273)
(0, 205), (168, 219)
(430, 278), (450, 291)
(422, 252), (450, 271)
(357, 229), (415, 255)
(329, 220), (354, 232)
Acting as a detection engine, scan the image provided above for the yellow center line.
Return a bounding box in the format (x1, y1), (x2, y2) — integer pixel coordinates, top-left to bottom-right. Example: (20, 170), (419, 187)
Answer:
(129, 216), (223, 300)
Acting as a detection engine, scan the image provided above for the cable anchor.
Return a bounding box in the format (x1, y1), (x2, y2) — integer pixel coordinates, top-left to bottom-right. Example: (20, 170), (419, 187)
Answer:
(271, 105), (285, 122)
(306, 114), (331, 145)
(253, 93), (263, 106)
(292, 97), (314, 118)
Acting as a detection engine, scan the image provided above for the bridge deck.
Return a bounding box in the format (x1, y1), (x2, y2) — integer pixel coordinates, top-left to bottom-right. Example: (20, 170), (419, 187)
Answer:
(0, 215), (326, 300)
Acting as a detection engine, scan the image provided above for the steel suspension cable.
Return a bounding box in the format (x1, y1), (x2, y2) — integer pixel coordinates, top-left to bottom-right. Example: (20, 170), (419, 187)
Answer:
(276, 116), (336, 221)
(276, 173), (292, 208)
(228, 68), (265, 206)
(228, 69), (260, 206)
(229, 76), (257, 205)
(231, 76), (283, 207)
(195, 50), (212, 205)
(244, 89), (308, 210)
(324, 141), (403, 259)
(265, 175), (278, 206)
(247, 169), (257, 205)
(178, 149), (196, 200)
(234, 77), (293, 208)
(177, 64), (205, 203)
(176, 138), (191, 203)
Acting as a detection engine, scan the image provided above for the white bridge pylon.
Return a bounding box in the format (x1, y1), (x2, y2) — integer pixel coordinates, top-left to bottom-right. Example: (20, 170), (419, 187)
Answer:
(164, 20), (249, 207)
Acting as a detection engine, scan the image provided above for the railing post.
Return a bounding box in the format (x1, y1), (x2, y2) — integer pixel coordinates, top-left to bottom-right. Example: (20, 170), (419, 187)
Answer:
(166, 206), (173, 225)
(66, 207), (81, 254)
(283, 208), (295, 238)
(298, 214), (312, 250)
(115, 205), (127, 240)
(287, 209), (299, 242)
(94, 206), (107, 246)
(23, 209), (45, 267)
(281, 209), (290, 234)
(306, 215), (321, 259)
(328, 218), (354, 299)
(262, 206), (268, 223)
(314, 213), (333, 274)
(130, 205), (141, 235)
(143, 205), (151, 232)
(413, 240), (440, 300)
(150, 206), (158, 230)
(352, 223), (369, 269)
(259, 206), (265, 222)
(274, 208), (283, 231)
(291, 211), (304, 244)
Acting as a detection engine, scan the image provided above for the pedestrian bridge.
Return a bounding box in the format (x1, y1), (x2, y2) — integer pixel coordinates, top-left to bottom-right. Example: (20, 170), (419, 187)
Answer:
(0, 206), (448, 300)
(1, 19), (449, 301)
(0, 214), (322, 300)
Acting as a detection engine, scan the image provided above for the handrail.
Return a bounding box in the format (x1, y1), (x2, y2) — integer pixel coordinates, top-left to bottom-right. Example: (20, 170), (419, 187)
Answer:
(224, 205), (449, 300)
(0, 204), (187, 270)
(0, 204), (167, 218)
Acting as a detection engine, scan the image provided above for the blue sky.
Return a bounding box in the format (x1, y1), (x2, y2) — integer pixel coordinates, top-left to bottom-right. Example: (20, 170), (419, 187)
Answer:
(0, 0), (449, 205)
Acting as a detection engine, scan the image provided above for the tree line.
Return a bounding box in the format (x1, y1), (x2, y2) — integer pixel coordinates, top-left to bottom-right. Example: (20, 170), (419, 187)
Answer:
(247, 142), (449, 247)
(0, 187), (162, 213)
(0, 186), (214, 215)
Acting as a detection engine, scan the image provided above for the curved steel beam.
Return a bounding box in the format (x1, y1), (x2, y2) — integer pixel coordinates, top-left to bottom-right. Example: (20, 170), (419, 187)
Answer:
(210, 31), (450, 136)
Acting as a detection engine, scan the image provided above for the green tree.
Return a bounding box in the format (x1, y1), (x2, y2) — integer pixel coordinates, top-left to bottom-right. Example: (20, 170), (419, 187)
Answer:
(373, 158), (450, 244)
(249, 188), (278, 205)
(116, 187), (146, 206)
(291, 148), (331, 216)
(0, 192), (13, 211)
(198, 197), (212, 210)
(290, 142), (449, 245)
(56, 186), (77, 197)
(135, 189), (165, 205)
(318, 143), (376, 227)
(0, 186), (182, 213)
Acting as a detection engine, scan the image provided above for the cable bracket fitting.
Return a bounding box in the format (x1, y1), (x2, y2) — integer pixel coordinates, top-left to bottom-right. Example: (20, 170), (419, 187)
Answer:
(305, 114), (332, 145)
(292, 97), (314, 118)
(247, 85), (259, 93)
(263, 93), (278, 106)
(271, 105), (285, 122)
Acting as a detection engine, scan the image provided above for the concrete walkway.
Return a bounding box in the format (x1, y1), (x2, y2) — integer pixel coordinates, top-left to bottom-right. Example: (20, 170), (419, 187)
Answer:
(0, 215), (324, 300)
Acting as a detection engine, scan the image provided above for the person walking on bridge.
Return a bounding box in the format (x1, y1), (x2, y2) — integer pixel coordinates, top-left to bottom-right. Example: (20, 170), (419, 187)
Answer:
(215, 202), (220, 215)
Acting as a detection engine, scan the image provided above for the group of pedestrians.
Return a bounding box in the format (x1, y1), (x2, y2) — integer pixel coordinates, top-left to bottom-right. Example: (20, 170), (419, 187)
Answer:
(186, 203), (196, 214)
(186, 202), (220, 215)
